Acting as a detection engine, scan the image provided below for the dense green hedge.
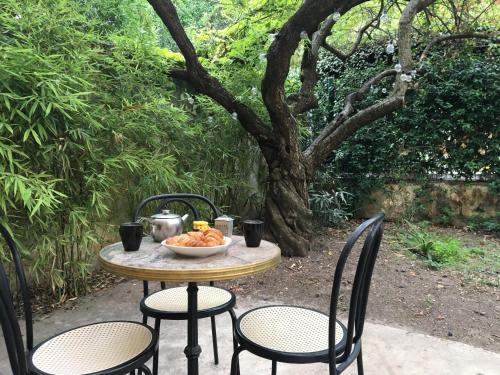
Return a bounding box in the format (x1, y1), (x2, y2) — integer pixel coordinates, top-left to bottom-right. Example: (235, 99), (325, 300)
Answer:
(309, 39), (499, 210)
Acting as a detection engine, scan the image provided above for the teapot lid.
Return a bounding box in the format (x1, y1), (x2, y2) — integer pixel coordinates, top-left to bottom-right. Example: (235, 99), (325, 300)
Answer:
(151, 210), (180, 219)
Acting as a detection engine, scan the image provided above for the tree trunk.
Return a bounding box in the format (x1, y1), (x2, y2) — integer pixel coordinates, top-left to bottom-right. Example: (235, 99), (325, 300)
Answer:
(264, 161), (312, 257)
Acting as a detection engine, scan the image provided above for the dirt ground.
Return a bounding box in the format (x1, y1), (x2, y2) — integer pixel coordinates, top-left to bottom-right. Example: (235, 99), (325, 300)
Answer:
(31, 221), (499, 353)
(219, 222), (500, 353)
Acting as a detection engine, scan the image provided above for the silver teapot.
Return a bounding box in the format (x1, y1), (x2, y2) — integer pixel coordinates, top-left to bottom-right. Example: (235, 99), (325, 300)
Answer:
(148, 210), (188, 242)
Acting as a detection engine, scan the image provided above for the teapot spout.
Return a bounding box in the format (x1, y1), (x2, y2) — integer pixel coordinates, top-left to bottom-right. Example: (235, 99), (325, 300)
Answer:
(181, 214), (189, 222)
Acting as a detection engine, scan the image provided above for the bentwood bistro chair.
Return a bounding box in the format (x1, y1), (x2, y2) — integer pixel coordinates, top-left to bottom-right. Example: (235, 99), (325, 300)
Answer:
(230, 213), (384, 375)
(133, 193), (237, 374)
(0, 223), (158, 375)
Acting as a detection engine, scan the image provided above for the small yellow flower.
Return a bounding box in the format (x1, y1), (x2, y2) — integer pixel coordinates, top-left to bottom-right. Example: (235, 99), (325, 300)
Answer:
(478, 148), (486, 155)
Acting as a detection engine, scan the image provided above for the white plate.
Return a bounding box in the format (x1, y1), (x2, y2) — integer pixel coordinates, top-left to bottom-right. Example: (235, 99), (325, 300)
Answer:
(161, 237), (232, 258)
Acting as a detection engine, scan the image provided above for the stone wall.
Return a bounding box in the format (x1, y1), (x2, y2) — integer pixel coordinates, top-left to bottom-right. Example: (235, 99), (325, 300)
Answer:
(356, 181), (498, 224)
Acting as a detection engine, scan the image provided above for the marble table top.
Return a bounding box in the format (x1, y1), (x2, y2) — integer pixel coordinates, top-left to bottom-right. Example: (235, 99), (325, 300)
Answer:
(99, 235), (281, 282)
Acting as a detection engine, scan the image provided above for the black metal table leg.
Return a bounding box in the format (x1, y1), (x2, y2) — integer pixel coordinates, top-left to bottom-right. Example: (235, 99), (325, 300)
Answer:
(184, 282), (201, 375)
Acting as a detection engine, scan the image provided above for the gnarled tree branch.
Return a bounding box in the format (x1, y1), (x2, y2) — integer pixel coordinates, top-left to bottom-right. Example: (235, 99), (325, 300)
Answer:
(147, 0), (277, 159)
(393, 0), (435, 94)
(307, 96), (403, 169)
(146, 0), (493, 256)
(255, 0), (369, 183)
(261, 1), (367, 136)
(305, 0), (436, 171)
(304, 69), (397, 169)
(290, 1), (387, 116)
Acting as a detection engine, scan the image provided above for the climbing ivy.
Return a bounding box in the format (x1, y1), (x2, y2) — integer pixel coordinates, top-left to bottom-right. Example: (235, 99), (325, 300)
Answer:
(309, 39), (499, 206)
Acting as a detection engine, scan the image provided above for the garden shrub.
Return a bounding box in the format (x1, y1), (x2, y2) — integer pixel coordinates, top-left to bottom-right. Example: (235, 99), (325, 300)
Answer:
(309, 39), (499, 219)
(0, 0), (192, 298)
(399, 222), (467, 268)
(308, 169), (353, 226)
(466, 215), (500, 233)
(0, 0), (252, 300)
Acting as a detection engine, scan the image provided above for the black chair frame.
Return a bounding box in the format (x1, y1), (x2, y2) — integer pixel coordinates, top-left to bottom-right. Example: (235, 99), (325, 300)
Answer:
(133, 193), (237, 372)
(231, 213), (384, 375)
(132, 193), (219, 296)
(132, 193), (219, 223)
(0, 224), (157, 375)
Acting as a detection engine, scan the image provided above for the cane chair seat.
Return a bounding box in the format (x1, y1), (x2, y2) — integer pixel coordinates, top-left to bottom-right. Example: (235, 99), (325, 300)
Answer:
(29, 321), (156, 374)
(236, 305), (347, 359)
(141, 285), (235, 319)
(230, 215), (384, 374)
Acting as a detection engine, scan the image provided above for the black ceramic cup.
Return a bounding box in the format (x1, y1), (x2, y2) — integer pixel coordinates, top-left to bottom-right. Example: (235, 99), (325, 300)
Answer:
(243, 219), (264, 247)
(119, 222), (143, 252)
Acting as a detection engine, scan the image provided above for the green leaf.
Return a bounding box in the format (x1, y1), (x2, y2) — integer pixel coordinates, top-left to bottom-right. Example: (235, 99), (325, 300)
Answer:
(45, 102), (52, 117)
(31, 129), (42, 146)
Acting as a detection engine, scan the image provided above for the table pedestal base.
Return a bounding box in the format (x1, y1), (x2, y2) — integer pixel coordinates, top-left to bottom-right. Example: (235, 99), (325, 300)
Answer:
(185, 282), (201, 375)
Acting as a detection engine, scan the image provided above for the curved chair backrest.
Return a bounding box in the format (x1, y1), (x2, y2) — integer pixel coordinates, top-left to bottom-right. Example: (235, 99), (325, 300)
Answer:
(132, 193), (221, 223)
(328, 213), (384, 372)
(0, 223), (32, 375)
(132, 194), (221, 296)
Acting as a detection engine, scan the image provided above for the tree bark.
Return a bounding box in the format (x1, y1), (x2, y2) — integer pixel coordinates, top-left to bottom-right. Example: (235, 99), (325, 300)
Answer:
(264, 158), (312, 257)
(147, 0), (493, 257)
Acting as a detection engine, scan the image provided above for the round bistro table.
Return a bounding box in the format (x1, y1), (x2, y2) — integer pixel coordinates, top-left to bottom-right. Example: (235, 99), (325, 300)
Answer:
(99, 235), (281, 375)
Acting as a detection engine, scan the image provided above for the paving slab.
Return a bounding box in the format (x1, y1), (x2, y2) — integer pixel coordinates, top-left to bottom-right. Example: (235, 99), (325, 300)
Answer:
(1, 280), (499, 375)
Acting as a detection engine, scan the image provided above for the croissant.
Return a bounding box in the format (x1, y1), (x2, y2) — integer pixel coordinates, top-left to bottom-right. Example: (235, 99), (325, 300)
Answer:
(183, 238), (206, 247)
(165, 235), (181, 245)
(165, 228), (225, 247)
(187, 231), (204, 240)
(204, 239), (221, 247)
(203, 228), (224, 240)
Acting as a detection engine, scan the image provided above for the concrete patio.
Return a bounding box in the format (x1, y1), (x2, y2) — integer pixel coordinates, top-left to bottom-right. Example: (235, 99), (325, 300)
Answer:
(1, 280), (499, 375)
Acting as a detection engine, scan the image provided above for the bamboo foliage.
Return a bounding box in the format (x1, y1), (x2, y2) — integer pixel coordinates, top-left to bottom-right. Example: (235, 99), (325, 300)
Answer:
(0, 0), (274, 301)
(0, 0), (194, 300)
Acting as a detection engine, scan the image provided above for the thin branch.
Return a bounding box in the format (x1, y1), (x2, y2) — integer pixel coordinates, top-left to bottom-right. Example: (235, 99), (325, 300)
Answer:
(370, 23), (393, 40)
(420, 32), (498, 61)
(424, 7), (453, 34)
(322, 1), (384, 61)
(411, 24), (426, 38)
(470, 0), (496, 26)
(394, 0), (404, 13)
